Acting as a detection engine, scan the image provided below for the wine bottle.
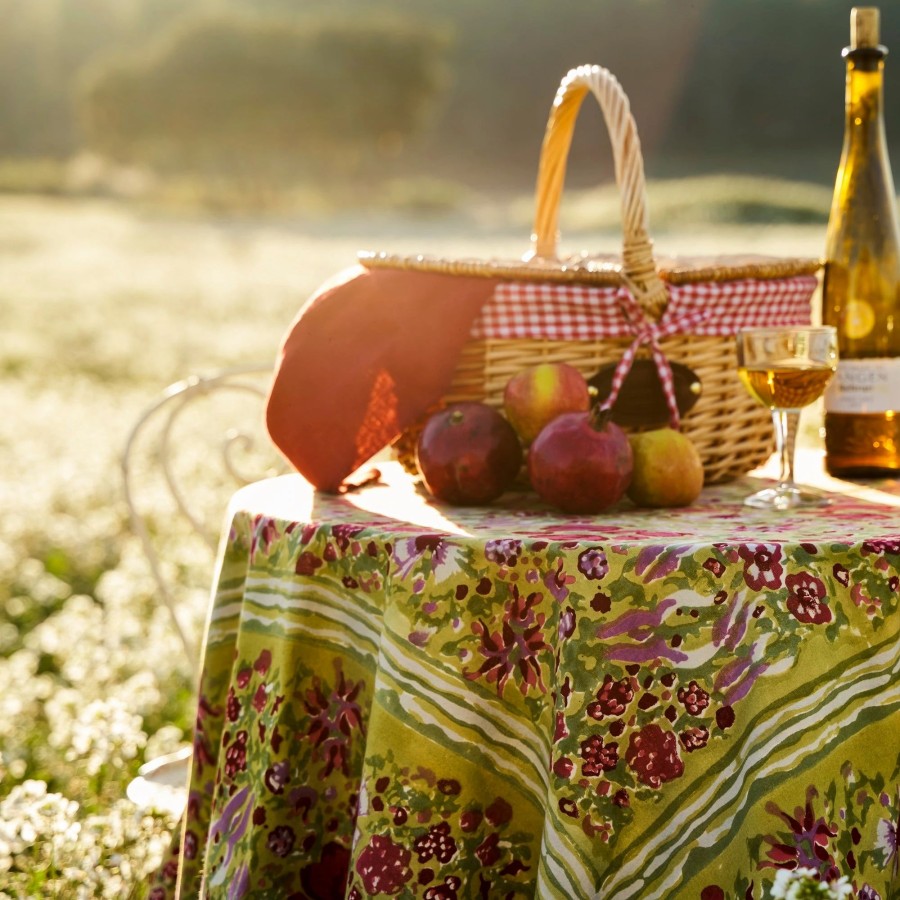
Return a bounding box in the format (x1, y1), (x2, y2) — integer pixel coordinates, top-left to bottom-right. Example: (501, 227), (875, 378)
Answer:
(822, 6), (900, 477)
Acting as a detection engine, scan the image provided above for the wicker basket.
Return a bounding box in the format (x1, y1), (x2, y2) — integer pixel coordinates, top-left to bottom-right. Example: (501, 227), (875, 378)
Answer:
(362, 65), (820, 484)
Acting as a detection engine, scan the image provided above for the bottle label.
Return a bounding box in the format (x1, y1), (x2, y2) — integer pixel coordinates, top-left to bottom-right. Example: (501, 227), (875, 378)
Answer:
(824, 358), (900, 413)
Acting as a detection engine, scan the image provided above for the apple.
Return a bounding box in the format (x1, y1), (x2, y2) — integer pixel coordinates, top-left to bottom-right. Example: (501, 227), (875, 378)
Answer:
(528, 407), (633, 513)
(503, 362), (591, 446)
(416, 402), (522, 505)
(627, 428), (704, 508)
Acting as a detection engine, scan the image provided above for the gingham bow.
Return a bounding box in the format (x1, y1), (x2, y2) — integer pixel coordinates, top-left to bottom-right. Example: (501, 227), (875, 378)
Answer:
(469, 275), (819, 426)
(599, 286), (710, 428)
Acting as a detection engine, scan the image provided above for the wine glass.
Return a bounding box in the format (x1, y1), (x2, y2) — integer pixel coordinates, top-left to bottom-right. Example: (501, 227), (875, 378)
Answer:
(736, 326), (838, 510)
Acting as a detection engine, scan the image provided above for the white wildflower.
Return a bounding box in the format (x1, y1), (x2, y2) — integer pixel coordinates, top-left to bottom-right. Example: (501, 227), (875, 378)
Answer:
(66, 697), (147, 776)
(0, 649), (40, 723)
(770, 867), (854, 900)
(0, 780), (81, 859)
(112, 669), (162, 716)
(0, 781), (174, 896)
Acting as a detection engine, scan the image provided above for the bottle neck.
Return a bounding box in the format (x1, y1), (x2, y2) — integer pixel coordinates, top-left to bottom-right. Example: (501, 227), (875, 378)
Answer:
(844, 48), (886, 136)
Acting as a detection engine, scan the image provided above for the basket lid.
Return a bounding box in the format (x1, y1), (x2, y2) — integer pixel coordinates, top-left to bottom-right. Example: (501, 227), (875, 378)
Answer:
(358, 250), (821, 287)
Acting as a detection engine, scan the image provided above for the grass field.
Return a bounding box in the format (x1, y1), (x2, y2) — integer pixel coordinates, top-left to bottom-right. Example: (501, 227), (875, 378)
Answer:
(0, 188), (828, 893)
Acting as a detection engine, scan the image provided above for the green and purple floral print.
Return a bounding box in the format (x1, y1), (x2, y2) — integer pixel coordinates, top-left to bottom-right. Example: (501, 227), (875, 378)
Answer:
(150, 465), (899, 899)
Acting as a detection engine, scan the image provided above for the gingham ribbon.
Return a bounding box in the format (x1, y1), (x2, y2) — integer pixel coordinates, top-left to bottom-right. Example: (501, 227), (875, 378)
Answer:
(469, 275), (817, 427)
(601, 286), (710, 426)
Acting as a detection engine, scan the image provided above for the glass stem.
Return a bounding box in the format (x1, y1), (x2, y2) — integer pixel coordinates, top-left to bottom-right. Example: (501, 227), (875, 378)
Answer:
(772, 409), (799, 490)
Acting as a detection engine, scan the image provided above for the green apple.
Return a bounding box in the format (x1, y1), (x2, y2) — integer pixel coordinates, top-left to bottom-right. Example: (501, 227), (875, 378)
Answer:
(503, 362), (591, 446)
(627, 428), (704, 508)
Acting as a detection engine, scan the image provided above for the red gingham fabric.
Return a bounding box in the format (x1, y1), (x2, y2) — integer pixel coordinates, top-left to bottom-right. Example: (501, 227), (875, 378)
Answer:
(470, 283), (624, 341)
(468, 275), (817, 427)
(469, 276), (817, 340)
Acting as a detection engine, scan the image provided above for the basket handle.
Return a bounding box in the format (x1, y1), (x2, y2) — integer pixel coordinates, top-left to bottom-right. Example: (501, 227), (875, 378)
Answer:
(529, 64), (668, 321)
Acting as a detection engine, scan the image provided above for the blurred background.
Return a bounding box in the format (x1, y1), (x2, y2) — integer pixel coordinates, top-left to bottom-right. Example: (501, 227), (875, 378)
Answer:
(1, 0), (898, 893)
(0, 0), (897, 212)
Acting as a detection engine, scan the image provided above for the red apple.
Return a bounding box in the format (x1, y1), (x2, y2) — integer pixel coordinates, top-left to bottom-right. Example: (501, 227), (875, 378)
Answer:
(528, 408), (633, 513)
(503, 362), (591, 446)
(416, 402), (522, 505)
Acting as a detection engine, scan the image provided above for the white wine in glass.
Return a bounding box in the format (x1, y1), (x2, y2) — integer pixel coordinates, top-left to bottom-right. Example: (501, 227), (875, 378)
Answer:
(736, 327), (838, 510)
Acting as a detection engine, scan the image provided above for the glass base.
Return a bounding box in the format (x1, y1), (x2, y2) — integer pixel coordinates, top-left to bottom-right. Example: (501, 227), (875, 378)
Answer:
(743, 483), (832, 511)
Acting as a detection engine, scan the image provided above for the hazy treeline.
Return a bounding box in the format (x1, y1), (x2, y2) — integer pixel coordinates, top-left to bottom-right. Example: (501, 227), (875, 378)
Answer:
(78, 12), (446, 187)
(1, 0), (897, 188)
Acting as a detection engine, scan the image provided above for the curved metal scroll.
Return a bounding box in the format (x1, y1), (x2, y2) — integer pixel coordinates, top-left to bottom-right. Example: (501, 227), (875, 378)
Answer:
(121, 364), (285, 678)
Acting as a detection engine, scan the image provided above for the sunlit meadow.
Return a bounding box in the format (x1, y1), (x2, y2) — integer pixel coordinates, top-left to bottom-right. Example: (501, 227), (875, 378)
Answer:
(0, 189), (826, 895)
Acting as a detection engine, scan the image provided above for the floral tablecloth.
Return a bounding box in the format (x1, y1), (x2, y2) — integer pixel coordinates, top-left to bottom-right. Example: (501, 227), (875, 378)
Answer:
(151, 459), (900, 900)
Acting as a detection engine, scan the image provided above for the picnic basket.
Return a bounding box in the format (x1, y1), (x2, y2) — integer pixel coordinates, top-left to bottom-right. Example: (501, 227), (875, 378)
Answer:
(265, 64), (821, 493)
(363, 64), (820, 485)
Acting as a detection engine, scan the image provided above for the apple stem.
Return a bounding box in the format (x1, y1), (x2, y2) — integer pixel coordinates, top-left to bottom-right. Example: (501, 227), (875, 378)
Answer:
(589, 404), (613, 431)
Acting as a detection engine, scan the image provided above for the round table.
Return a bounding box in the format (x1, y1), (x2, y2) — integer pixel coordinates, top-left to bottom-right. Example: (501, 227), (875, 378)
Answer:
(150, 456), (900, 899)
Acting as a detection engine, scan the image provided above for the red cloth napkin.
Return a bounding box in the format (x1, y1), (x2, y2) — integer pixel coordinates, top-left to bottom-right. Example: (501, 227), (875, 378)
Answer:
(265, 264), (495, 492)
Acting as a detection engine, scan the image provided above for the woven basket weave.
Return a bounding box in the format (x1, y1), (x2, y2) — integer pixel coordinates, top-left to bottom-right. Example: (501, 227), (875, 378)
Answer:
(363, 65), (820, 484)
